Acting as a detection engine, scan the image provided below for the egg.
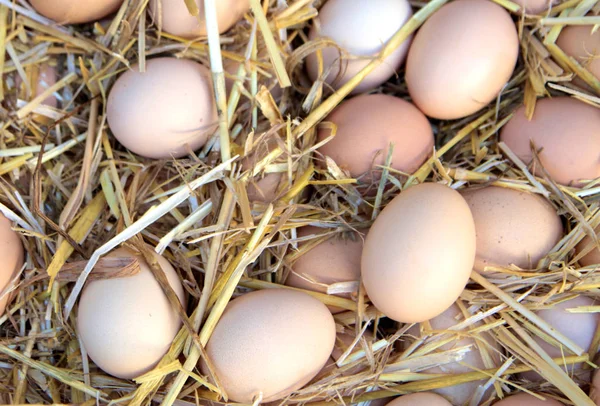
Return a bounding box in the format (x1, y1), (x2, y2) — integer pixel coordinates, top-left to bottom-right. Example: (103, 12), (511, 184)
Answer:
(461, 186), (563, 271)
(521, 296), (599, 382)
(16, 64), (57, 108)
(500, 97), (600, 187)
(316, 94), (433, 191)
(404, 305), (501, 405)
(0, 214), (24, 317)
(29, 0), (123, 24)
(405, 0), (519, 119)
(306, 0), (413, 94)
(556, 26), (600, 84)
(494, 393), (564, 406)
(77, 246), (185, 379)
(511, 0), (555, 14)
(107, 57), (217, 159)
(362, 183), (476, 323)
(385, 393), (452, 406)
(576, 226), (600, 266)
(242, 140), (284, 203)
(285, 226), (363, 313)
(149, 0), (249, 38)
(202, 289), (336, 403)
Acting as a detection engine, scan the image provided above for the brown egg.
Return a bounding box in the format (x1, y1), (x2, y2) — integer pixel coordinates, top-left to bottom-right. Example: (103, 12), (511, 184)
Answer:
(317, 94), (433, 189)
(29, 0), (123, 24)
(500, 97), (600, 187)
(406, 0), (519, 119)
(16, 64), (57, 108)
(576, 225), (600, 266)
(242, 140), (284, 203)
(405, 304), (500, 405)
(362, 183), (476, 323)
(511, 0), (555, 14)
(0, 214), (24, 317)
(77, 246), (185, 379)
(557, 26), (600, 84)
(285, 226), (363, 313)
(521, 296), (599, 382)
(494, 393), (564, 406)
(107, 57), (217, 159)
(149, 0), (249, 38)
(462, 186), (563, 271)
(306, 0), (413, 94)
(385, 393), (452, 406)
(203, 289), (336, 403)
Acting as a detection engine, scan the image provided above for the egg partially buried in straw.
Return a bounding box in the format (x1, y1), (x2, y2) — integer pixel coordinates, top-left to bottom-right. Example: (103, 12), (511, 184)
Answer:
(557, 25), (600, 85)
(462, 186), (563, 271)
(316, 94), (433, 192)
(202, 289), (336, 403)
(306, 0), (414, 94)
(16, 64), (58, 108)
(500, 97), (600, 187)
(494, 393), (564, 406)
(385, 393), (452, 406)
(406, 0), (519, 119)
(149, 0), (250, 38)
(77, 246), (185, 379)
(107, 57), (217, 159)
(29, 0), (124, 24)
(285, 226), (364, 313)
(362, 183), (476, 323)
(0, 214), (24, 317)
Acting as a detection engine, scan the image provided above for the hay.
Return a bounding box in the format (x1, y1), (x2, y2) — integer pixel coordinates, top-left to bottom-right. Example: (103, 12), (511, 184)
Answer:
(2, 0), (600, 405)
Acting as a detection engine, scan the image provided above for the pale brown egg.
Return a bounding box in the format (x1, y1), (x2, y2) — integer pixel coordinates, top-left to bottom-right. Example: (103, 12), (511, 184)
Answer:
(0, 214), (24, 317)
(77, 246), (185, 379)
(149, 0), (249, 38)
(202, 289), (336, 403)
(29, 0), (123, 24)
(500, 97), (600, 187)
(405, 304), (501, 405)
(316, 94), (433, 190)
(107, 57), (217, 159)
(576, 225), (600, 266)
(494, 393), (564, 406)
(16, 64), (57, 108)
(511, 0), (555, 14)
(306, 0), (413, 94)
(285, 226), (363, 313)
(385, 393), (452, 406)
(557, 25), (600, 84)
(406, 0), (519, 119)
(242, 139), (284, 203)
(521, 296), (599, 382)
(362, 183), (476, 323)
(462, 186), (563, 271)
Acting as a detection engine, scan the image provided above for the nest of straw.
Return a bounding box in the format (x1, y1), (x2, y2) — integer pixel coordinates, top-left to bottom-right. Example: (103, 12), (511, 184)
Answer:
(2, 0), (600, 405)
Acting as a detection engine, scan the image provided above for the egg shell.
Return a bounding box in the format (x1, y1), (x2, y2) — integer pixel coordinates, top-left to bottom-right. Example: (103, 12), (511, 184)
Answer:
(521, 296), (599, 382)
(556, 26), (600, 85)
(202, 289), (336, 403)
(29, 0), (123, 24)
(77, 246), (185, 379)
(405, 304), (500, 405)
(493, 393), (564, 406)
(462, 186), (563, 271)
(500, 97), (600, 187)
(511, 0), (555, 14)
(406, 0), (518, 119)
(591, 368), (600, 405)
(107, 57), (217, 159)
(242, 140), (284, 202)
(576, 225), (600, 266)
(316, 94), (433, 188)
(16, 65), (58, 108)
(285, 226), (363, 313)
(306, 0), (413, 94)
(149, 0), (249, 38)
(362, 183), (476, 323)
(0, 214), (24, 317)
(385, 392), (452, 406)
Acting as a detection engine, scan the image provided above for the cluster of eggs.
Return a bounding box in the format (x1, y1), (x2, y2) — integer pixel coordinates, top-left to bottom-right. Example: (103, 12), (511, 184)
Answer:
(4, 0), (600, 405)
